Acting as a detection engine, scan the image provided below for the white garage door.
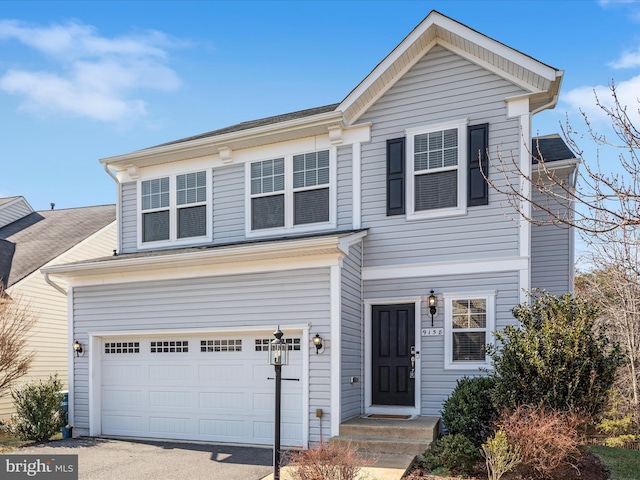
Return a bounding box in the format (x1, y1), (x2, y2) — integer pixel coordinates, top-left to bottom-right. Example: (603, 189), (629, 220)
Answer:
(100, 333), (304, 446)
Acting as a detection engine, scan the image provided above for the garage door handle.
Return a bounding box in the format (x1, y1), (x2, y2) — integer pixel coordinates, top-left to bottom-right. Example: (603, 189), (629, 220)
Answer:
(267, 377), (300, 381)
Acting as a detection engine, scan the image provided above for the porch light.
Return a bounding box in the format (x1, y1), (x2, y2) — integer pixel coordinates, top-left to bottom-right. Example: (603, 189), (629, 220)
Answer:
(312, 333), (323, 354)
(73, 340), (84, 357)
(428, 290), (437, 327)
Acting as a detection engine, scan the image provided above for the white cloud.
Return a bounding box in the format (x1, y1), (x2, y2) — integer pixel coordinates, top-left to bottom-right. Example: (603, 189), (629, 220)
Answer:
(610, 47), (640, 68)
(562, 75), (640, 127)
(0, 20), (183, 123)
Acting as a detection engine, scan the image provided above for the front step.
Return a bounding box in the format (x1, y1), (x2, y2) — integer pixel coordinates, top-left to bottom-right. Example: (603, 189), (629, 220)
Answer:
(330, 416), (440, 456)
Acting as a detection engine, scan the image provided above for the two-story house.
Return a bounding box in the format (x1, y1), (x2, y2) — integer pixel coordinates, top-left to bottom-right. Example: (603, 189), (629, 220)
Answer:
(43, 11), (575, 447)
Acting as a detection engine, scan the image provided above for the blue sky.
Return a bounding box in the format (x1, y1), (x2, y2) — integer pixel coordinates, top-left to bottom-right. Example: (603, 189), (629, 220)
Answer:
(1, 0), (639, 211)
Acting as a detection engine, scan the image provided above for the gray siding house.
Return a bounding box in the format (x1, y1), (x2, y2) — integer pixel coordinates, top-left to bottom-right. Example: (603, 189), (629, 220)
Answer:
(44, 11), (575, 446)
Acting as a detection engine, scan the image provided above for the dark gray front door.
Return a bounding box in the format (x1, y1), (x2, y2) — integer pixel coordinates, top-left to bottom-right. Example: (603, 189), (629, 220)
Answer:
(371, 304), (415, 406)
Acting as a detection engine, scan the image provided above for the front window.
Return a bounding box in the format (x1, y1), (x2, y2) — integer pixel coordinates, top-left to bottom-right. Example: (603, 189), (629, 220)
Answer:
(140, 170), (209, 246)
(248, 149), (334, 234)
(406, 120), (467, 220)
(444, 292), (495, 369)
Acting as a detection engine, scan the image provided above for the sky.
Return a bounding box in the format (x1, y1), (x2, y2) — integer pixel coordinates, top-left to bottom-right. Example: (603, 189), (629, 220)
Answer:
(1, 0), (639, 212)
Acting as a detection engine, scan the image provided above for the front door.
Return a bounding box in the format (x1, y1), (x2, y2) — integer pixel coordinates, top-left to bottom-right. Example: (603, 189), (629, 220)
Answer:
(371, 304), (415, 406)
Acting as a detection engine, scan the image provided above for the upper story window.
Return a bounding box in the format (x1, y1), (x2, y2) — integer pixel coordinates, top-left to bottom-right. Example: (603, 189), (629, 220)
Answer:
(406, 119), (468, 220)
(247, 149), (334, 235)
(443, 291), (495, 370)
(140, 170), (209, 246)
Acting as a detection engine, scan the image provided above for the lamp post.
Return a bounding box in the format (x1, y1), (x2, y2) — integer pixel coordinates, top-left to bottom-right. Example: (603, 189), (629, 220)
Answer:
(269, 326), (289, 480)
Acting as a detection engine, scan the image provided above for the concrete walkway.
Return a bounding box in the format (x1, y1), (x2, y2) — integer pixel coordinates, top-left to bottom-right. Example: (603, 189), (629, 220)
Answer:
(261, 453), (415, 480)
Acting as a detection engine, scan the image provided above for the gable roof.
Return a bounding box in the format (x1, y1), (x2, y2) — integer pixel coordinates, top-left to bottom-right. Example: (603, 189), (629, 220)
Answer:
(101, 10), (562, 172)
(339, 10), (563, 124)
(0, 204), (116, 288)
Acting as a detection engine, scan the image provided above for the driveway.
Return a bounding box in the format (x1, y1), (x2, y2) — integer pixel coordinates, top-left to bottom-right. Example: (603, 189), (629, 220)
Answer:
(11, 437), (274, 480)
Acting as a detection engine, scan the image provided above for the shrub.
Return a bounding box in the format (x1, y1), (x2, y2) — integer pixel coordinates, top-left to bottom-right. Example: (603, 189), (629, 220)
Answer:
(421, 434), (481, 476)
(285, 441), (374, 480)
(441, 376), (497, 446)
(489, 292), (623, 417)
(7, 375), (65, 442)
(499, 405), (585, 478)
(482, 429), (521, 480)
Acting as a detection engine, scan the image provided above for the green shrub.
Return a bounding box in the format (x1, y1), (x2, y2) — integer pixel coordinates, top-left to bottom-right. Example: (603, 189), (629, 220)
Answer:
(441, 376), (497, 446)
(489, 292), (623, 417)
(482, 429), (521, 480)
(421, 434), (481, 476)
(8, 375), (65, 442)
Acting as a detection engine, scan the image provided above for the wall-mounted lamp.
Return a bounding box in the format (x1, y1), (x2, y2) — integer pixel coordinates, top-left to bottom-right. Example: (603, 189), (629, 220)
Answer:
(73, 340), (84, 357)
(312, 334), (323, 354)
(428, 290), (437, 327)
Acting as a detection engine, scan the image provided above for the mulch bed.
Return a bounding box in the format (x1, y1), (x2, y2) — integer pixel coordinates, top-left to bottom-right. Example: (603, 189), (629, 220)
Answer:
(403, 450), (608, 480)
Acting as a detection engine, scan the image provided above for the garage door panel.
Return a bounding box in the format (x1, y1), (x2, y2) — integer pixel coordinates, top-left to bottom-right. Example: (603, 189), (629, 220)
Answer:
(149, 417), (192, 435)
(103, 389), (144, 408)
(199, 391), (246, 410)
(149, 364), (193, 382)
(103, 414), (143, 433)
(102, 364), (145, 384)
(149, 391), (192, 408)
(101, 334), (304, 446)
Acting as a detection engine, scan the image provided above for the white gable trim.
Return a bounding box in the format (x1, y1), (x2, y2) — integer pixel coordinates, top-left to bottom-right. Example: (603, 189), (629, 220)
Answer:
(339, 11), (561, 124)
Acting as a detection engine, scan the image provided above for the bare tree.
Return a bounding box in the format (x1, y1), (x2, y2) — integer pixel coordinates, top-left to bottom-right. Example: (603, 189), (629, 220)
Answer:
(0, 286), (35, 399)
(574, 226), (640, 418)
(485, 81), (640, 235)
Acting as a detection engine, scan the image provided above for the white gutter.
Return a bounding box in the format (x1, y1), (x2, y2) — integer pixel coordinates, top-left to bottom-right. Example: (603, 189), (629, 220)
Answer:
(103, 164), (122, 254)
(43, 272), (67, 295)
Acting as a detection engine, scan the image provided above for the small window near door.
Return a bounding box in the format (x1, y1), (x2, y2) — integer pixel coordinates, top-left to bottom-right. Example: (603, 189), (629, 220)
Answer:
(443, 292), (495, 370)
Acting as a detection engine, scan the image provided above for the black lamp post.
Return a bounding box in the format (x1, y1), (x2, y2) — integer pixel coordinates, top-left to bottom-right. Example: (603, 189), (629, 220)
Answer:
(269, 326), (289, 480)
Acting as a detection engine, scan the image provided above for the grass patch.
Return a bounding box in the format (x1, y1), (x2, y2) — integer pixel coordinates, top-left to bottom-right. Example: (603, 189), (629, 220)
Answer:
(590, 445), (640, 480)
(0, 430), (34, 452)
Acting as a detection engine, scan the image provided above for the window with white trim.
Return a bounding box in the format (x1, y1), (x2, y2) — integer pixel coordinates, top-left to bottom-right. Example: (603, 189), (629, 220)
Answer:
(140, 171), (209, 245)
(443, 292), (495, 370)
(248, 150), (333, 234)
(406, 120), (467, 219)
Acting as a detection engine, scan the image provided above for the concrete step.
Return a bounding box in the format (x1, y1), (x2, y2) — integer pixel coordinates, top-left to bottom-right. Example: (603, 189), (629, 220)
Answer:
(331, 435), (431, 455)
(338, 416), (440, 443)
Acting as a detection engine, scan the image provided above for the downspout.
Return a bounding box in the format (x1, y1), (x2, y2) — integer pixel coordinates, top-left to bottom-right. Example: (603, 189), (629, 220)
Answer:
(43, 272), (67, 296)
(103, 163), (122, 254)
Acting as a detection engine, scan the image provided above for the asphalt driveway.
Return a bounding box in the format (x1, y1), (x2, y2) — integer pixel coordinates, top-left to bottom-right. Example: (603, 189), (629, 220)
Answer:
(10, 437), (274, 480)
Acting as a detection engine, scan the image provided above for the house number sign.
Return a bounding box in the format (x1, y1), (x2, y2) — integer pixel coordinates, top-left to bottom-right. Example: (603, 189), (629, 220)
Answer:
(421, 328), (444, 336)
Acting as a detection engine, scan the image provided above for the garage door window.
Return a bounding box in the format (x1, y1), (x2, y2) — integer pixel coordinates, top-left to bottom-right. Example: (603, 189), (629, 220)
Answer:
(150, 340), (189, 353)
(201, 339), (242, 352)
(255, 337), (301, 351)
(105, 342), (140, 354)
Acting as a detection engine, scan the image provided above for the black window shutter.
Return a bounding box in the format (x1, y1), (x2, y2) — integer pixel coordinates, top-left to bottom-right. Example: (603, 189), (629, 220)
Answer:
(468, 123), (489, 206)
(386, 137), (405, 216)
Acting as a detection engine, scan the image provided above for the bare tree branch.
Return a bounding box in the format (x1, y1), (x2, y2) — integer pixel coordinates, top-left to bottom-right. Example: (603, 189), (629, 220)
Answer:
(0, 286), (36, 398)
(485, 80), (640, 235)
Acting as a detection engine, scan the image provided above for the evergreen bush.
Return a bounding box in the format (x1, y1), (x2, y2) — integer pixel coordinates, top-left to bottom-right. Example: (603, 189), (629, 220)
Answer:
(441, 375), (497, 446)
(8, 375), (65, 442)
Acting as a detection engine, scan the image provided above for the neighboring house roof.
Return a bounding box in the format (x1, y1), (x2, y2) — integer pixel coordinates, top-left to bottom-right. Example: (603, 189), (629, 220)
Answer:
(532, 134), (576, 163)
(0, 205), (116, 288)
(0, 196), (21, 207)
(101, 10), (563, 173)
